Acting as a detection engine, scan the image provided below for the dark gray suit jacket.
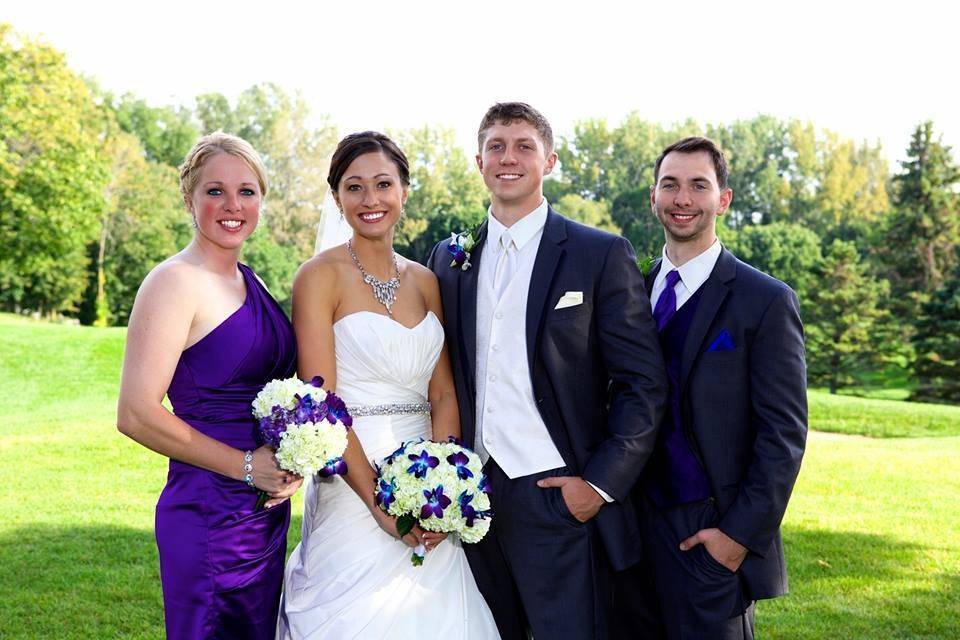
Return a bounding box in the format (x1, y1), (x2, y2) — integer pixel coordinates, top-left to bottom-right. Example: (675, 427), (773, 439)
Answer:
(646, 247), (808, 600)
(428, 208), (667, 571)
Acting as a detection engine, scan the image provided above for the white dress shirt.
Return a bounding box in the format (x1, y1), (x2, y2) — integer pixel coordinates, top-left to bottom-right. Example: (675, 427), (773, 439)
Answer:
(650, 240), (723, 309)
(474, 200), (567, 478)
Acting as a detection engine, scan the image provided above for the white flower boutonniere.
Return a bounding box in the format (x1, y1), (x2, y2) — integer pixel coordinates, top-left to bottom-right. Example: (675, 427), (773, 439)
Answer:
(446, 225), (480, 271)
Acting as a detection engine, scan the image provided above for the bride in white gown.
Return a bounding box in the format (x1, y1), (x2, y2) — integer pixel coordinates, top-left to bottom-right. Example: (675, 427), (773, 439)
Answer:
(277, 132), (499, 639)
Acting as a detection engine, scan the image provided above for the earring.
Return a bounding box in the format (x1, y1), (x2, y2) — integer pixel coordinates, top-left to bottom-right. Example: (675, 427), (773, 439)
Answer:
(191, 216), (198, 229)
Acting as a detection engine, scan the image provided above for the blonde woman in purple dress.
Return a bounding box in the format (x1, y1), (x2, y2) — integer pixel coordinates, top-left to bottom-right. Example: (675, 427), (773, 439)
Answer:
(118, 132), (301, 639)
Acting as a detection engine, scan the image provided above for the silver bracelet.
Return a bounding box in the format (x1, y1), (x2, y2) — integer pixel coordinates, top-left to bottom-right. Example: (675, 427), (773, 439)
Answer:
(243, 450), (255, 487)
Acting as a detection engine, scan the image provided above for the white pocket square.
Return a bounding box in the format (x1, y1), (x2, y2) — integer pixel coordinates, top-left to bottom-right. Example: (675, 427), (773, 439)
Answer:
(554, 291), (583, 310)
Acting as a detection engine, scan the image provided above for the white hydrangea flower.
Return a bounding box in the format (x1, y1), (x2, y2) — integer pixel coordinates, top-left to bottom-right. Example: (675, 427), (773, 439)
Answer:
(274, 421), (348, 477)
(251, 377), (319, 418)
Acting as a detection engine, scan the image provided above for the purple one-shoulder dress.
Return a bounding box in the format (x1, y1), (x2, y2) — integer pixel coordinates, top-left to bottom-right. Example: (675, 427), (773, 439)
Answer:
(156, 263), (296, 639)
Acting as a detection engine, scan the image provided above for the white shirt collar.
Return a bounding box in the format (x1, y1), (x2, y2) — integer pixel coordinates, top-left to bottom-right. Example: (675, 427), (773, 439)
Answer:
(657, 239), (723, 295)
(487, 199), (549, 253)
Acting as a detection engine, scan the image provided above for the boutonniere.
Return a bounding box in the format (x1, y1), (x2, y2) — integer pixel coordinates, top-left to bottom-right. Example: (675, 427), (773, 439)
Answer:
(639, 255), (657, 276)
(447, 225), (481, 271)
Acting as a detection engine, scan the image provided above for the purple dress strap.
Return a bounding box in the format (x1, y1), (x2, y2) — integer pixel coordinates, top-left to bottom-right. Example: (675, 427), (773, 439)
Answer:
(156, 263), (296, 639)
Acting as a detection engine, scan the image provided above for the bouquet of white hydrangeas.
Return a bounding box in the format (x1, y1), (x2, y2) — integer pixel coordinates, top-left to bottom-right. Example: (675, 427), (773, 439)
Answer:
(375, 437), (492, 565)
(250, 375), (352, 508)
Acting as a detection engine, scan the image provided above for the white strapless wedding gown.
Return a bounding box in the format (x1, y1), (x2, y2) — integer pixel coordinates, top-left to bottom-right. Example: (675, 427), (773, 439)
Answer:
(277, 311), (500, 639)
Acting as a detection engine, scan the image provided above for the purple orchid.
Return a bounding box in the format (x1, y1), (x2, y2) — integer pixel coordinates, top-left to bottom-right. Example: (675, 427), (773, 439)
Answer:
(421, 485), (452, 520)
(317, 457), (348, 478)
(458, 491), (479, 526)
(294, 394), (329, 424)
(385, 442), (409, 465)
(446, 435), (464, 447)
(407, 449), (440, 479)
(478, 475), (492, 495)
(375, 478), (396, 509)
(446, 242), (467, 264)
(324, 390), (353, 427)
(446, 451), (474, 480)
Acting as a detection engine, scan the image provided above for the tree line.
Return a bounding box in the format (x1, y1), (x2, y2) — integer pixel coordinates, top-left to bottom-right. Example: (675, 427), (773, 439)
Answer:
(1, 25), (958, 402)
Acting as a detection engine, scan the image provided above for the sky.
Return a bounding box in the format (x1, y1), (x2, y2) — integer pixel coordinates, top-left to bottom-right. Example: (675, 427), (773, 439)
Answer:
(4, 0), (958, 166)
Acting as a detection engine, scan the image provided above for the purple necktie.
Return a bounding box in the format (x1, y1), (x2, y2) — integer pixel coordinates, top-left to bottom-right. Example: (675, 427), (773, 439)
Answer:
(653, 269), (681, 332)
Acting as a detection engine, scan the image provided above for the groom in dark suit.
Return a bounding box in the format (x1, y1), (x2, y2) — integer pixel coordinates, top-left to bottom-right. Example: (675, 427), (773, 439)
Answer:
(616, 137), (807, 639)
(428, 102), (667, 640)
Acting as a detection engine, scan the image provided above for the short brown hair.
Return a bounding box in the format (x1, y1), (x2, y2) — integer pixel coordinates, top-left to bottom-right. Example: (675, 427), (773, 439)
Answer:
(653, 136), (729, 189)
(477, 102), (554, 152)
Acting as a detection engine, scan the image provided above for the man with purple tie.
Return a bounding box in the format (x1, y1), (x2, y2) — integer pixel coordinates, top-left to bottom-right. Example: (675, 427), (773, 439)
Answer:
(618, 137), (808, 639)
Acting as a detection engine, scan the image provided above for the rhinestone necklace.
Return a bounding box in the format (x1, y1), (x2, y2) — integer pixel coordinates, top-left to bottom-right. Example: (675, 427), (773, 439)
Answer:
(347, 239), (401, 316)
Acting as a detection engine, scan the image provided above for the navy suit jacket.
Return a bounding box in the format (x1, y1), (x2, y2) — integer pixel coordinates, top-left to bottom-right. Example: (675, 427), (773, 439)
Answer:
(428, 208), (668, 571)
(645, 247), (808, 600)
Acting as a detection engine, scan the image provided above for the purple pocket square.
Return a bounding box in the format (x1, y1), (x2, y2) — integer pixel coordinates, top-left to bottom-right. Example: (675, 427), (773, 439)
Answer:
(706, 329), (735, 352)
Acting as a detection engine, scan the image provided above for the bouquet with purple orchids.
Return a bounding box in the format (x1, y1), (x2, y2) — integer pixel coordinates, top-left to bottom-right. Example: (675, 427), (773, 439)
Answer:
(250, 375), (352, 509)
(375, 436), (492, 565)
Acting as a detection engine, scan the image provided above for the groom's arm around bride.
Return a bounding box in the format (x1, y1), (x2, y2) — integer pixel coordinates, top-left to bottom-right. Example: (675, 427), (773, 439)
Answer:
(428, 102), (667, 640)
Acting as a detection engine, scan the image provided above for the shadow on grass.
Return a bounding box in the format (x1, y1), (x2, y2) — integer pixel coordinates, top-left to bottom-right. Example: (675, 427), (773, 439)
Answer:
(1, 513), (306, 640)
(763, 527), (960, 639)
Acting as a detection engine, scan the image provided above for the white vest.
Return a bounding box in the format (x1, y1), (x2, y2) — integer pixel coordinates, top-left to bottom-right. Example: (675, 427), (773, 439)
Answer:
(474, 237), (566, 479)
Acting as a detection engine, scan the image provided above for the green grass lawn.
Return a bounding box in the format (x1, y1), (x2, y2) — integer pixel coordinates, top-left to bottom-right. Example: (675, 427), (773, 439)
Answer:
(1, 313), (959, 638)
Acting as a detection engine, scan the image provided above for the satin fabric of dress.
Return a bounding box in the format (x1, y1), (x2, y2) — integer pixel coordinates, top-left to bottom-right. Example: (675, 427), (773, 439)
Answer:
(156, 263), (297, 639)
(277, 311), (500, 639)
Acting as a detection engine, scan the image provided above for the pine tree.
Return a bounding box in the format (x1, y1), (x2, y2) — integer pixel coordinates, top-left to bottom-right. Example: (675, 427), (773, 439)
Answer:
(885, 122), (960, 297)
(805, 240), (892, 393)
(912, 250), (960, 403)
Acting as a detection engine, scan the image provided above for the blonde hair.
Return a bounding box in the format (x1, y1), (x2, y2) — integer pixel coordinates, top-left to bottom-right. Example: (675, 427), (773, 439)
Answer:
(179, 131), (268, 207)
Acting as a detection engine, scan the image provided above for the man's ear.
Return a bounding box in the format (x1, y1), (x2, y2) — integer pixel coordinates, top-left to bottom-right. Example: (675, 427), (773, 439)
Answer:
(543, 151), (558, 176)
(717, 187), (733, 215)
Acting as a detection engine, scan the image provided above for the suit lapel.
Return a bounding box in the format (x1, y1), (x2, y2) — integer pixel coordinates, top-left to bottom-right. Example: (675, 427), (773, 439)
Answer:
(680, 248), (736, 391)
(525, 209), (567, 375)
(458, 221), (488, 397)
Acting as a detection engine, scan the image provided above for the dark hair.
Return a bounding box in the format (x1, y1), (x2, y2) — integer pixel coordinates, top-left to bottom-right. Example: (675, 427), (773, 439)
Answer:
(477, 102), (554, 152)
(653, 136), (729, 189)
(327, 131), (410, 191)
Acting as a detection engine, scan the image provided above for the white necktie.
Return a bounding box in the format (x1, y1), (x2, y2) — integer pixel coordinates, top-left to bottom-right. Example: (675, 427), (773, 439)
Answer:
(492, 230), (517, 300)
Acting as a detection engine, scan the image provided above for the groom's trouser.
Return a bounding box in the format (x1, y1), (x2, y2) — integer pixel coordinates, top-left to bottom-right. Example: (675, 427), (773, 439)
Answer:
(643, 497), (755, 640)
(465, 460), (612, 640)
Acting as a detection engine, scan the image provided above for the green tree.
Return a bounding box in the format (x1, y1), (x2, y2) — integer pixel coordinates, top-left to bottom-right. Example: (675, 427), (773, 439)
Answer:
(812, 133), (889, 239)
(391, 126), (487, 263)
(555, 194), (619, 233)
(911, 249), (960, 403)
(884, 121), (960, 296)
(95, 132), (189, 325)
(611, 188), (662, 261)
(555, 114), (694, 203)
(106, 92), (200, 167)
(707, 116), (792, 226)
(726, 223), (823, 305)
(805, 240), (893, 393)
(0, 25), (111, 315)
